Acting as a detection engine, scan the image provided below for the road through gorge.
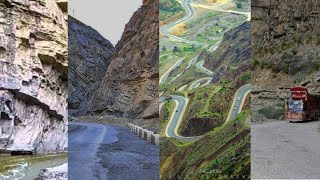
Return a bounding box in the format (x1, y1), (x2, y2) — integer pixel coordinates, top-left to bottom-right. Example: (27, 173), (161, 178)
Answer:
(68, 122), (159, 180)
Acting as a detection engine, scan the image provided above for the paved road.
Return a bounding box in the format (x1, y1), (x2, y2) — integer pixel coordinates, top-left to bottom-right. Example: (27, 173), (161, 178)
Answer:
(187, 55), (199, 69)
(178, 85), (188, 92)
(193, 3), (251, 21)
(68, 122), (159, 180)
(165, 95), (201, 141)
(160, 58), (184, 84)
(160, 0), (252, 142)
(226, 84), (252, 122)
(188, 77), (213, 90)
(160, 0), (203, 45)
(208, 41), (221, 52)
(252, 120), (320, 179)
(196, 61), (213, 75)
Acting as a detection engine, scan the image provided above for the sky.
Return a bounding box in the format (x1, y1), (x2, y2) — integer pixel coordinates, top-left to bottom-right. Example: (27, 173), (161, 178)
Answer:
(69, 0), (142, 45)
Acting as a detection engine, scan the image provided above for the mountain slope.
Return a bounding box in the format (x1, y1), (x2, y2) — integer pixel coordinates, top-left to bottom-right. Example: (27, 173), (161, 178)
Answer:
(201, 21), (251, 83)
(251, 0), (320, 122)
(68, 16), (114, 116)
(86, 0), (159, 128)
(161, 111), (250, 179)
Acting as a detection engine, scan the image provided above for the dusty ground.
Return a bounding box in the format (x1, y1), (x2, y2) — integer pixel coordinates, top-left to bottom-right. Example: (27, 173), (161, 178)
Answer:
(70, 116), (158, 131)
(251, 120), (320, 179)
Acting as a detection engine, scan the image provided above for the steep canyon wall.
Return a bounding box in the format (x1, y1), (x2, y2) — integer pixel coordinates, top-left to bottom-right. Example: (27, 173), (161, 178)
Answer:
(0, 0), (68, 153)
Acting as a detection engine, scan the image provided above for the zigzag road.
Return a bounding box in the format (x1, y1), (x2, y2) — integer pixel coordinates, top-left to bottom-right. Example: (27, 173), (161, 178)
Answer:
(160, 0), (251, 141)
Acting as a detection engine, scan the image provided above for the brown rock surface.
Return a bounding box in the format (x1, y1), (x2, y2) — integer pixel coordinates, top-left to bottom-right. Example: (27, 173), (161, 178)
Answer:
(86, 0), (159, 128)
(202, 21), (251, 83)
(0, 0), (67, 153)
(251, 0), (320, 122)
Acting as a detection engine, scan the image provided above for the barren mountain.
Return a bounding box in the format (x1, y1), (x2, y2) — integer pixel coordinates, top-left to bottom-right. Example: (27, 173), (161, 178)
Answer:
(86, 0), (159, 128)
(68, 16), (114, 116)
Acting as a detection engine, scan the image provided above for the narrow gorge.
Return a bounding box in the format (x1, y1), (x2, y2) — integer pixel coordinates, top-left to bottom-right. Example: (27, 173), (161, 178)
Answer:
(69, 0), (159, 129)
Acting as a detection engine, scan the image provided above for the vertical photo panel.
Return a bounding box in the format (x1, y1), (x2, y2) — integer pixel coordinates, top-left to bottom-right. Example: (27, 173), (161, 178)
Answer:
(251, 0), (320, 179)
(159, 0), (251, 179)
(68, 0), (159, 179)
(0, 0), (68, 179)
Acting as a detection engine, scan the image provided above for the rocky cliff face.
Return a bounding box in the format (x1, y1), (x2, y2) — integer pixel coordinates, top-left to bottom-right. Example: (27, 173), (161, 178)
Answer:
(86, 0), (159, 128)
(251, 0), (320, 122)
(68, 16), (114, 116)
(0, 0), (67, 153)
(202, 21), (251, 83)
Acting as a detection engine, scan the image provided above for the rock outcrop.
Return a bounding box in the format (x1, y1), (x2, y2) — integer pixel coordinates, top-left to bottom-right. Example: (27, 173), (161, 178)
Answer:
(35, 163), (68, 180)
(86, 0), (159, 128)
(68, 16), (114, 116)
(201, 21), (251, 83)
(0, 0), (67, 153)
(251, 0), (320, 122)
(252, 0), (320, 81)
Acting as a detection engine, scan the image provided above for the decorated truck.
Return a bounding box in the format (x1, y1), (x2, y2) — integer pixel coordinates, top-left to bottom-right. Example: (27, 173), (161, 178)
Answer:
(285, 87), (319, 122)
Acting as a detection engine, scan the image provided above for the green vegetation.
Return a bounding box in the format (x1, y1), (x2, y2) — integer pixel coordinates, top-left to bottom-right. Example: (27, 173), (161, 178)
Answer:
(187, 84), (223, 119)
(168, 138), (194, 147)
(239, 72), (251, 81)
(258, 102), (285, 120)
(160, 111), (250, 179)
(185, 11), (222, 30)
(160, 101), (173, 130)
(182, 13), (247, 44)
(232, 0), (250, 11)
(160, 0), (184, 21)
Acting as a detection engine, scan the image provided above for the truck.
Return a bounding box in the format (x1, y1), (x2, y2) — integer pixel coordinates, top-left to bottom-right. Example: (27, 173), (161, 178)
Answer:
(285, 87), (320, 122)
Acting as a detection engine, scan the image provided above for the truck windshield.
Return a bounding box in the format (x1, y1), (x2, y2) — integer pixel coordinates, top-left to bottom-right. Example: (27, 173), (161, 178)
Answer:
(288, 100), (303, 112)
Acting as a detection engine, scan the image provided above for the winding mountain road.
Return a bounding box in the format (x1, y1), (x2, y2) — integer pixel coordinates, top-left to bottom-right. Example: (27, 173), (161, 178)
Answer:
(226, 84), (252, 122)
(160, 58), (184, 84)
(165, 95), (201, 141)
(188, 77), (213, 90)
(160, 0), (203, 45)
(196, 61), (213, 75)
(164, 85), (251, 141)
(160, 0), (252, 142)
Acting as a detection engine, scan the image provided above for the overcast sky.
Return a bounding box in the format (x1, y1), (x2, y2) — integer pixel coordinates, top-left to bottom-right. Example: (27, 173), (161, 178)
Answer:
(69, 0), (142, 45)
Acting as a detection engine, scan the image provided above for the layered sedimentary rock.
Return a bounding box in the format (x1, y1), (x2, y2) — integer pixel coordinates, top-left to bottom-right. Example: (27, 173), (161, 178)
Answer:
(251, 0), (320, 121)
(0, 0), (67, 153)
(252, 0), (320, 80)
(86, 0), (159, 128)
(68, 16), (114, 116)
(201, 21), (251, 83)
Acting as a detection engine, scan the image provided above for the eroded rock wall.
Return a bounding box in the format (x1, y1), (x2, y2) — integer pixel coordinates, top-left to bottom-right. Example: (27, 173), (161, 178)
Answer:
(0, 0), (67, 153)
(86, 0), (159, 128)
(251, 0), (320, 122)
(68, 16), (114, 116)
(252, 0), (320, 80)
